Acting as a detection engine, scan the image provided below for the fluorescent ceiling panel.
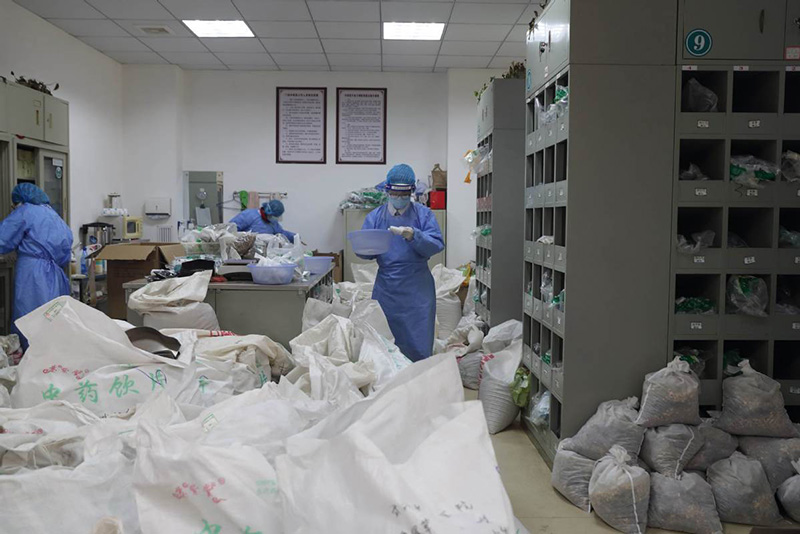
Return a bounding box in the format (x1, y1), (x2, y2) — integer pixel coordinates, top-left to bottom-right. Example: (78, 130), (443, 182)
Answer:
(383, 22), (444, 41)
(183, 20), (254, 38)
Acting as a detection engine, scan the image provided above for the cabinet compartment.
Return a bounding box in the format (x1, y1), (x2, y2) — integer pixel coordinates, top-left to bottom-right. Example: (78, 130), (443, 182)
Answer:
(6, 84), (44, 141)
(679, 139), (726, 182)
(682, 0), (786, 61)
(732, 70), (780, 113)
(724, 339), (770, 375)
(676, 207), (723, 270)
(674, 274), (721, 335)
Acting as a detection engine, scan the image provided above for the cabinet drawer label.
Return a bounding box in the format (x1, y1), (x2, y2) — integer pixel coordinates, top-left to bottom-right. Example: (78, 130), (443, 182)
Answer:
(693, 256), (705, 264)
(791, 386), (800, 395)
(746, 189), (759, 197)
(682, 65), (698, 71)
(793, 322), (800, 330)
(694, 188), (708, 196)
(690, 322), (703, 330)
(795, 256), (800, 264)
(744, 256), (756, 265)
(786, 48), (800, 61)
(748, 120), (761, 129)
(697, 120), (710, 129)
(733, 65), (750, 71)
(557, 253), (563, 261)
(556, 316), (562, 326)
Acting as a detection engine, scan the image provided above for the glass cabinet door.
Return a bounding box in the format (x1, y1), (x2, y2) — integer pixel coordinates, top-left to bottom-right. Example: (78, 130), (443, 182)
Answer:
(39, 150), (67, 221)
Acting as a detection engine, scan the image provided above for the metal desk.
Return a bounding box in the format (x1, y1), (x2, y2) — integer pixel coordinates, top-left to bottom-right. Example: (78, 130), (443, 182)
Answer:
(123, 266), (334, 347)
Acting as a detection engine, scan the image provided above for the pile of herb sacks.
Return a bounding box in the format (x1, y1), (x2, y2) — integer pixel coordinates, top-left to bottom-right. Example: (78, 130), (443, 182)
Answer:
(552, 356), (800, 533)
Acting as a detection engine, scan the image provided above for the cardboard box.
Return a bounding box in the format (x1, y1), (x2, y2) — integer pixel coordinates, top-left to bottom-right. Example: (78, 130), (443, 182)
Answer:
(97, 243), (185, 319)
(313, 249), (343, 283)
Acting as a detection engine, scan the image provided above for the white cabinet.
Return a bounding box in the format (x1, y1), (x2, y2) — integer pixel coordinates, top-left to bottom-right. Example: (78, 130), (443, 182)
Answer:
(6, 84), (44, 140)
(44, 95), (69, 146)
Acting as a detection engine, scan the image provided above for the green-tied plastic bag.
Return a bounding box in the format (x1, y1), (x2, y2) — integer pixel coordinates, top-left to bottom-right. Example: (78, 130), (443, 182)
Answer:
(510, 367), (531, 408)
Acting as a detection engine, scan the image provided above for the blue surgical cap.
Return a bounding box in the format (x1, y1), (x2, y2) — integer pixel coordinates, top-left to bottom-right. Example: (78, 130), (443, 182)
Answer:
(12, 183), (50, 206)
(262, 199), (285, 217)
(385, 164), (416, 193)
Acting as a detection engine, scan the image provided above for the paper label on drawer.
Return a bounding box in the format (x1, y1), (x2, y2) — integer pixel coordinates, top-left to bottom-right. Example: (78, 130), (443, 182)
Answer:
(791, 386), (800, 395)
(695, 188), (708, 196)
(746, 189), (759, 197)
(744, 256), (756, 265)
(556, 316), (562, 326)
(682, 65), (698, 71)
(789, 66), (800, 72)
(697, 120), (710, 129)
(786, 47), (800, 61)
(733, 65), (750, 71)
(748, 120), (761, 129)
(693, 256), (705, 264)
(795, 257), (800, 264)
(793, 322), (800, 330)
(690, 322), (703, 330)
(560, 123), (566, 131)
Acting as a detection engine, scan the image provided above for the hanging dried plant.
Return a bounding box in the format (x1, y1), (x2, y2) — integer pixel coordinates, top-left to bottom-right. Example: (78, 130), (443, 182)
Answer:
(5, 72), (60, 95)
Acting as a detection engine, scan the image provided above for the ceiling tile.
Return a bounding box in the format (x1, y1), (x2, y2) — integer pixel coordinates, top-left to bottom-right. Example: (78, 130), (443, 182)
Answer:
(14, 0), (104, 19)
(140, 37), (207, 52)
(315, 22), (380, 39)
(216, 52), (275, 66)
(201, 37), (264, 53)
(271, 53), (329, 67)
(382, 40), (439, 55)
(382, 54), (436, 68)
(179, 64), (229, 70)
(439, 40), (500, 56)
(322, 39), (381, 54)
(382, 66), (434, 73)
(327, 54), (381, 67)
(80, 36), (150, 52)
(332, 66), (381, 72)
(496, 40), (525, 57)
(307, 1), (380, 22)
(232, 0), (310, 21)
(260, 38), (323, 54)
(104, 51), (168, 64)
(158, 0), (240, 20)
(47, 19), (129, 37)
(507, 24), (528, 43)
(489, 55), (520, 69)
(518, 3), (538, 26)
(160, 51), (223, 65)
(249, 21), (318, 38)
(280, 65), (331, 72)
(116, 20), (193, 37)
(380, 1), (453, 23)
(444, 23), (511, 41)
(450, 3), (525, 24)
(435, 55), (490, 68)
(85, 0), (172, 19)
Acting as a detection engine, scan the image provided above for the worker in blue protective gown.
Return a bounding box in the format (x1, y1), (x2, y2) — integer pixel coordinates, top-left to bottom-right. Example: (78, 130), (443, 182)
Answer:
(230, 199), (296, 241)
(358, 164), (444, 361)
(0, 184), (72, 348)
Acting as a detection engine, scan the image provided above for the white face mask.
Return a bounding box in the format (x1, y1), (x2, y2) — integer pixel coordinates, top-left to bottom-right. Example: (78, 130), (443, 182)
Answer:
(389, 196), (411, 211)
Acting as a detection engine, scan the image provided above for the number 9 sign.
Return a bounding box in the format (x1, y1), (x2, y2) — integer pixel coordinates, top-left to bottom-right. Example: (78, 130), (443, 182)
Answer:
(686, 28), (712, 57)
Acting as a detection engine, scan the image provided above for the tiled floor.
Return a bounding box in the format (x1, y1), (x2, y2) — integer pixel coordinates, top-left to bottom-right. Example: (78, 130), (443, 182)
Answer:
(465, 385), (754, 534)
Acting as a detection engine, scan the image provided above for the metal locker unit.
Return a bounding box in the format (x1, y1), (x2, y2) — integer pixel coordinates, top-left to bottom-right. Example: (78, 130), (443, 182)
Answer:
(670, 0), (800, 415)
(475, 79), (525, 328)
(523, 0), (678, 462)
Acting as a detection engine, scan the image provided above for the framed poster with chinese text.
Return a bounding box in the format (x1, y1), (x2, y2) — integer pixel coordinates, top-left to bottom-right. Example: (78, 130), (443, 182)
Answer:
(276, 87), (327, 164)
(336, 88), (387, 165)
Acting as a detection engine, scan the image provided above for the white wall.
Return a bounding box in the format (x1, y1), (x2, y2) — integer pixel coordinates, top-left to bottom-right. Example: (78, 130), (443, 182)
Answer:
(180, 70), (447, 253)
(0, 0), (123, 236)
(446, 69), (504, 268)
(122, 65), (184, 241)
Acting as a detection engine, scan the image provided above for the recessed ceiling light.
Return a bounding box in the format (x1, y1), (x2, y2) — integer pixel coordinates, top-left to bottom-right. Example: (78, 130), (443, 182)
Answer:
(383, 22), (445, 41)
(183, 20), (254, 38)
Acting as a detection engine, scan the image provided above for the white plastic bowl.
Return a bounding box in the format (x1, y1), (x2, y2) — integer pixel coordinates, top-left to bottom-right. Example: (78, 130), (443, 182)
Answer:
(304, 256), (333, 274)
(348, 229), (393, 255)
(248, 263), (296, 285)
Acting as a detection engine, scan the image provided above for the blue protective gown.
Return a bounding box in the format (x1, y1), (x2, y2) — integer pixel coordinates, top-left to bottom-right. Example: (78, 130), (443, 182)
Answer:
(0, 204), (72, 344)
(230, 209), (296, 241)
(359, 203), (444, 361)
